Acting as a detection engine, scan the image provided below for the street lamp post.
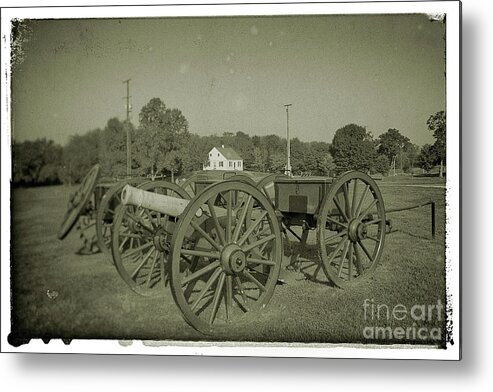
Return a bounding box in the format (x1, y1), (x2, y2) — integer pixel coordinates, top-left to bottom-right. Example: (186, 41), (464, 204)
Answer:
(284, 103), (292, 176)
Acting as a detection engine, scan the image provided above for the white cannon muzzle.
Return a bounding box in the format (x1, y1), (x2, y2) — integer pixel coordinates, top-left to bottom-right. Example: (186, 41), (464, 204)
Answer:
(121, 184), (202, 217)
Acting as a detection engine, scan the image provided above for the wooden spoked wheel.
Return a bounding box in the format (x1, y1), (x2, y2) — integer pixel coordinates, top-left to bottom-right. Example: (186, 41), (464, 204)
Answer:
(111, 181), (191, 297)
(180, 173), (201, 197)
(169, 181), (282, 334)
(317, 171), (386, 288)
(58, 164), (101, 240)
(95, 178), (148, 263)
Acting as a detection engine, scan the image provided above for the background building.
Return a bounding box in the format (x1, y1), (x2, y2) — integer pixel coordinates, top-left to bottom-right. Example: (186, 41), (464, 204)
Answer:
(203, 145), (244, 171)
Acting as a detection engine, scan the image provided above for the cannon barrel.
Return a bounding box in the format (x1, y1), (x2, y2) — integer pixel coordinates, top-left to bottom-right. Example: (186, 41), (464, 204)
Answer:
(121, 184), (203, 217)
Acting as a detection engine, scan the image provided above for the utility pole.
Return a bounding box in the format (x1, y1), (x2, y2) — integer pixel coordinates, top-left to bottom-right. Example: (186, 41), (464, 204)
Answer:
(123, 78), (132, 177)
(284, 103), (292, 176)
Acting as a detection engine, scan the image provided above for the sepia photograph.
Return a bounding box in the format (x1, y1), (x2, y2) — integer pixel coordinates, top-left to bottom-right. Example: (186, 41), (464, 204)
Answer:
(1, 1), (460, 359)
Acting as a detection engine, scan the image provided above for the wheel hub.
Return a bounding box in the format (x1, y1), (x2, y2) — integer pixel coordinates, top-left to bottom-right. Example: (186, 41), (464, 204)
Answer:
(348, 219), (368, 242)
(220, 244), (246, 275)
(153, 227), (169, 252)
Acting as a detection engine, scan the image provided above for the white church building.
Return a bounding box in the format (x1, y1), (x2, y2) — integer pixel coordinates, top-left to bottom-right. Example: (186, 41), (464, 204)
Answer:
(203, 145), (244, 171)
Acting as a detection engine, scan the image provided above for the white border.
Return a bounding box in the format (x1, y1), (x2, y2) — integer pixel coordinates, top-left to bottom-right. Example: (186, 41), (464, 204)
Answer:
(0, 1), (461, 360)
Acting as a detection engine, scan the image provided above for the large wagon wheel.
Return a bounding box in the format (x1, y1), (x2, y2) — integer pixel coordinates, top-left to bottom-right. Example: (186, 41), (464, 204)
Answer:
(169, 180), (282, 334)
(95, 178), (149, 263)
(111, 181), (191, 297)
(58, 164), (101, 240)
(317, 171), (386, 287)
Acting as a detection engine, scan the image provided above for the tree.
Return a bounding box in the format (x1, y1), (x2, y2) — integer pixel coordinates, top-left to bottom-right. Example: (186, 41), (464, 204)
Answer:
(330, 124), (375, 173)
(417, 144), (437, 173)
(377, 128), (410, 175)
(133, 98), (190, 179)
(99, 118), (128, 178)
(427, 111), (446, 177)
(61, 129), (101, 184)
(372, 154), (391, 176)
(13, 138), (63, 186)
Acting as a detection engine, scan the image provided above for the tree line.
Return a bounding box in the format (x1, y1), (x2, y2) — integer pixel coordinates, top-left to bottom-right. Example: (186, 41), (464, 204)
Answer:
(12, 97), (446, 186)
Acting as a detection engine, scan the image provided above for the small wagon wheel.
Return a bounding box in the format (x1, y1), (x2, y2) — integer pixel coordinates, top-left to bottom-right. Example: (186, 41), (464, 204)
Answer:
(95, 178), (149, 263)
(58, 164), (101, 240)
(169, 180), (282, 334)
(317, 171), (386, 287)
(180, 172), (201, 197)
(111, 180), (191, 297)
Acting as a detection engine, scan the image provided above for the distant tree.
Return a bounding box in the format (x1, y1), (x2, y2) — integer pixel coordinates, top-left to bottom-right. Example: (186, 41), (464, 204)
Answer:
(61, 129), (101, 184)
(427, 111), (446, 177)
(13, 138), (63, 186)
(99, 118), (128, 178)
(401, 143), (420, 172)
(180, 133), (211, 174)
(372, 154), (391, 176)
(330, 124), (375, 173)
(417, 144), (436, 173)
(377, 128), (410, 174)
(133, 98), (189, 179)
(303, 141), (333, 176)
(269, 152), (287, 173)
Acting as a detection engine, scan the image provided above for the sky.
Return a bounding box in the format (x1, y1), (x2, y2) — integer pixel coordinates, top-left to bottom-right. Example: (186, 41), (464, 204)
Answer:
(10, 13), (446, 146)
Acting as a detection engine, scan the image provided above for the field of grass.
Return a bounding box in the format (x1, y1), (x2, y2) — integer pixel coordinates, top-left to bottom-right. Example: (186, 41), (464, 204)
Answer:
(9, 177), (447, 346)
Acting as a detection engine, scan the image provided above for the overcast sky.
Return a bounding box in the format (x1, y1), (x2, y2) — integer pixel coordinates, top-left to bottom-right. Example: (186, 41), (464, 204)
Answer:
(11, 13), (445, 146)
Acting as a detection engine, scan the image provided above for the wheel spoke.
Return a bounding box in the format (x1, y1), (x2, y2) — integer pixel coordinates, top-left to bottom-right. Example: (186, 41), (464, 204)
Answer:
(358, 199), (378, 221)
(366, 235), (380, 242)
(190, 267), (222, 311)
(242, 234), (276, 254)
(181, 249), (220, 259)
(130, 247), (155, 279)
(237, 211), (268, 246)
(190, 220), (222, 251)
(358, 240), (374, 262)
(118, 236), (129, 252)
(207, 198), (226, 246)
(348, 243), (353, 279)
(181, 260), (221, 286)
(234, 276), (249, 310)
(333, 197), (349, 223)
(124, 241), (153, 260)
(246, 257), (276, 267)
(324, 229), (348, 244)
(209, 272), (226, 325)
(324, 215), (348, 229)
(232, 195), (252, 243)
(343, 182), (351, 219)
(337, 240), (351, 278)
(226, 191), (232, 243)
(225, 275), (233, 321)
(144, 209), (157, 229)
(146, 251), (159, 287)
(325, 236), (347, 267)
(125, 211), (154, 234)
(354, 184), (369, 218)
(243, 270), (266, 292)
(366, 218), (382, 225)
(351, 179), (359, 217)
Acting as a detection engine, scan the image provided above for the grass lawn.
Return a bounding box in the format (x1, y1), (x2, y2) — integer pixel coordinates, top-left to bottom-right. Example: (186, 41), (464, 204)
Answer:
(9, 179), (447, 346)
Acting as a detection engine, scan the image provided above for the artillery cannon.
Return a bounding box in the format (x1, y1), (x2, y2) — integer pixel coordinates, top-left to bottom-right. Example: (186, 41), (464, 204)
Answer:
(111, 171), (390, 333)
(59, 166), (436, 335)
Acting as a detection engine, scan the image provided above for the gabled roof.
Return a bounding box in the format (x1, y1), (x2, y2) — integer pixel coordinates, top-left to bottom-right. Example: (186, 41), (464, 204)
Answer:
(215, 146), (243, 160)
